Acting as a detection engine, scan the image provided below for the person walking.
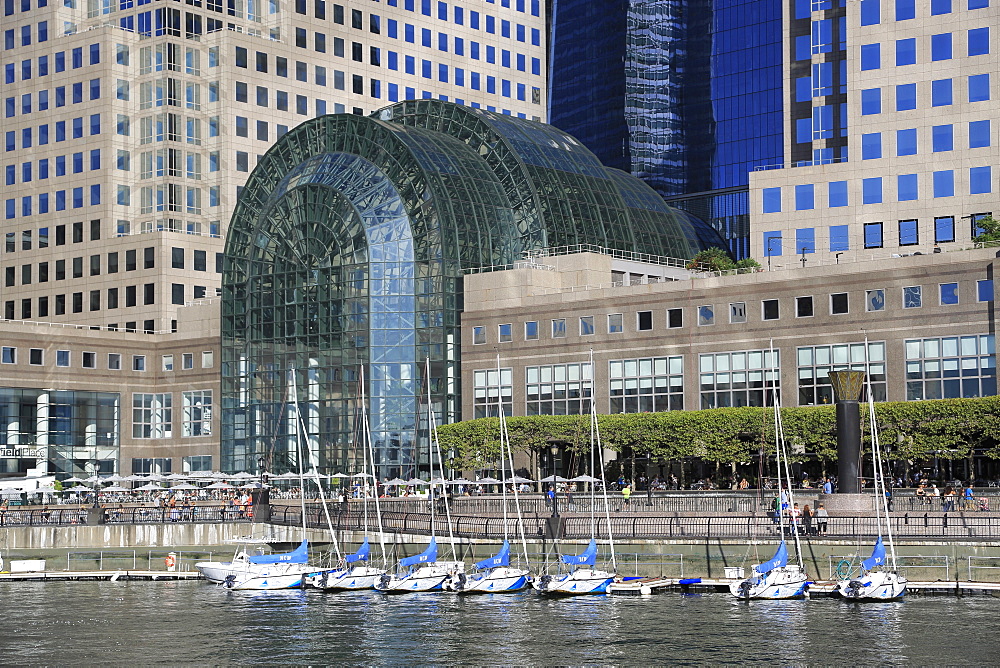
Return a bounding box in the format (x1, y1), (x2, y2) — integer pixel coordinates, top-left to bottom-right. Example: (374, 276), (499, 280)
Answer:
(815, 503), (829, 536)
(802, 504), (814, 536)
(621, 484), (631, 511)
(822, 477), (833, 495)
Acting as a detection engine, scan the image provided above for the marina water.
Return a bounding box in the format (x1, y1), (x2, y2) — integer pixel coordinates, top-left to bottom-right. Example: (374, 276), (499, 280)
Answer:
(2, 581), (998, 664)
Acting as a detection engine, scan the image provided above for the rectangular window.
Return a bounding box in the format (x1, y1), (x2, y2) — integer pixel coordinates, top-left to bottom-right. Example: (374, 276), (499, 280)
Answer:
(762, 187), (781, 213)
(830, 225), (849, 252)
(895, 38), (916, 65)
(932, 124), (954, 152)
(861, 0), (880, 24)
(896, 128), (917, 156)
(552, 318), (566, 338)
(863, 178), (883, 204)
(56, 350), (69, 367)
(968, 27), (990, 56)
(899, 219), (919, 245)
(903, 286), (922, 308)
(525, 320), (538, 340)
(667, 308), (683, 328)
(931, 33), (952, 61)
(1, 346), (14, 364)
(897, 174), (918, 201)
(933, 170), (955, 198)
(896, 83), (916, 110)
(796, 296), (814, 318)
(977, 279), (994, 302)
(579, 316), (594, 336)
(132, 392), (172, 438)
(795, 228), (816, 254)
(969, 73), (990, 102)
(498, 323), (512, 342)
(828, 181), (848, 207)
(182, 390), (213, 436)
(609, 356), (682, 413)
(726, 302), (746, 324)
(862, 132), (882, 159)
(860, 88), (881, 115)
(698, 349), (779, 409)
(970, 166), (992, 194)
(831, 293), (849, 315)
(931, 0), (952, 13)
(637, 311), (653, 331)
(935, 216), (956, 243)
(904, 334), (996, 400)
(932, 78), (952, 107)
(940, 282), (959, 305)
(864, 222), (884, 248)
(860, 43), (880, 70)
(697, 305), (715, 326)
(969, 120), (991, 148)
(798, 341), (887, 405)
(603, 314), (621, 334)
(794, 184), (814, 210)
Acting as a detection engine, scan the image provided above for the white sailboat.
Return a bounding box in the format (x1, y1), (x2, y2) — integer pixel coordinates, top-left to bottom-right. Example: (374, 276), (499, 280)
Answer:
(534, 350), (617, 595)
(731, 341), (810, 600)
(444, 354), (532, 593)
(199, 368), (319, 590)
(305, 367), (388, 591)
(375, 359), (464, 593)
(836, 339), (907, 601)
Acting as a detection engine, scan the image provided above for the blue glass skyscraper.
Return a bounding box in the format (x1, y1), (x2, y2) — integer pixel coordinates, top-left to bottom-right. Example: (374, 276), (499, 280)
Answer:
(549, 0), (785, 258)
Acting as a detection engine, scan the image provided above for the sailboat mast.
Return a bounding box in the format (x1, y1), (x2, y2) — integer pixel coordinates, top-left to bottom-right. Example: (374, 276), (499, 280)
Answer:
(426, 357), (457, 559)
(497, 353), (510, 544)
(592, 349), (617, 572)
(771, 340), (803, 566)
(290, 368), (309, 539)
(498, 352), (531, 566)
(360, 364), (388, 566)
(865, 336), (898, 570)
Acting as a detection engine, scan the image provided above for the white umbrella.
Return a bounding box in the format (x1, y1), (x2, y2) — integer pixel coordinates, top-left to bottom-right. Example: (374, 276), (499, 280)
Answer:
(105, 474), (127, 483)
(163, 473), (188, 481)
(231, 472), (256, 480)
(170, 483), (200, 490)
(509, 476), (535, 484)
(477, 477), (502, 485)
(446, 478), (474, 485)
(570, 475), (600, 483)
(428, 477), (448, 485)
(70, 486), (93, 492)
(331, 473), (350, 479)
(239, 483), (262, 490)
(539, 475), (570, 483)
(63, 476), (87, 483)
(146, 474), (165, 481)
(382, 478), (409, 487)
(407, 478), (429, 485)
(352, 472), (373, 478)
(207, 481), (233, 489)
(85, 475), (102, 484)
(210, 472), (229, 479)
(135, 483), (164, 491)
(100, 485), (130, 492)
(124, 474), (146, 481)
(273, 472), (299, 479)
(305, 470), (330, 479)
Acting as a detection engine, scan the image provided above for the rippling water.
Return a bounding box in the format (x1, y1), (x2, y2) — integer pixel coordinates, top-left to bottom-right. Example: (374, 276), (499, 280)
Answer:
(2, 581), (998, 664)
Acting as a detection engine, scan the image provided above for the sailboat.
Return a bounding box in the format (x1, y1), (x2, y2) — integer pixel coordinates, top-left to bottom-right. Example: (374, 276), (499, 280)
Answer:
(444, 354), (532, 593)
(731, 342), (810, 600)
(375, 359), (465, 593)
(305, 367), (388, 591)
(198, 368), (320, 590)
(836, 339), (907, 601)
(534, 350), (617, 595)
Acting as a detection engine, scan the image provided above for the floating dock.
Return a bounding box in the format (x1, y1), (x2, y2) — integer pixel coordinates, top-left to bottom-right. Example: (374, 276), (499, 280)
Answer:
(608, 577), (1000, 597)
(0, 570), (204, 582)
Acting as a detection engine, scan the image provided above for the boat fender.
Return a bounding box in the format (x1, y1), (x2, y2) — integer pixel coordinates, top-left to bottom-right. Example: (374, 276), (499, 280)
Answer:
(539, 574), (552, 590)
(221, 574), (237, 589)
(678, 578), (702, 585)
(639, 585), (652, 596)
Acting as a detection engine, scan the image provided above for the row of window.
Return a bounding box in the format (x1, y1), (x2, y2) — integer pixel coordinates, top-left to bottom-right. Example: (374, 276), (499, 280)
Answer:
(1, 346), (213, 373)
(3, 250), (217, 291)
(859, 28), (991, 72)
(4, 79), (101, 117)
(5, 149), (101, 186)
(386, 0), (542, 19)
(4, 284), (157, 319)
(860, 121), (991, 160)
(471, 281), (994, 343)
(859, 0), (989, 25)
(4, 185), (101, 219)
(767, 214), (988, 254)
(762, 166), (994, 214)
(4, 114), (102, 151)
(475, 334), (996, 414)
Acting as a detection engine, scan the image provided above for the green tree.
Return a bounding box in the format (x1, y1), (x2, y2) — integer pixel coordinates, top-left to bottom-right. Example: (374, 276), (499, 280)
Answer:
(686, 247), (736, 272)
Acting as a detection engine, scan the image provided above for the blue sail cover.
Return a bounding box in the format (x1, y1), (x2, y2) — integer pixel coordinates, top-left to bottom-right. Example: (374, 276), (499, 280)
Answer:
(345, 538), (371, 564)
(754, 541), (788, 574)
(400, 538), (437, 567)
(247, 539), (309, 565)
(561, 538), (598, 566)
(475, 540), (511, 570)
(862, 535), (887, 572)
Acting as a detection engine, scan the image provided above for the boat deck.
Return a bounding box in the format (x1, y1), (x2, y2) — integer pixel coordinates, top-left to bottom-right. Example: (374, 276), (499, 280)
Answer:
(608, 577), (1000, 596)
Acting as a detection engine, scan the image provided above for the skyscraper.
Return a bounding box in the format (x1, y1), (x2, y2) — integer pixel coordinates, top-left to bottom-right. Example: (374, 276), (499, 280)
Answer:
(548, 0), (785, 257)
(0, 0), (548, 477)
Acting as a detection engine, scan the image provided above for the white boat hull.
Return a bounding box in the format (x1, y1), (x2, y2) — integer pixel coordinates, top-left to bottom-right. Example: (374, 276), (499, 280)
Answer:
(374, 562), (465, 593)
(442, 567), (531, 593)
(837, 571), (907, 601)
(223, 571), (307, 590)
(304, 565), (384, 591)
(532, 569), (615, 595)
(730, 565), (810, 600)
(195, 558), (314, 585)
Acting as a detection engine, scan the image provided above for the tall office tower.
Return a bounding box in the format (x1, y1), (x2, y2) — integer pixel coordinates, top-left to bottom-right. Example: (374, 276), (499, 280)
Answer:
(2, 0), (548, 333)
(548, 0), (784, 257)
(0, 0), (547, 478)
(751, 0), (998, 264)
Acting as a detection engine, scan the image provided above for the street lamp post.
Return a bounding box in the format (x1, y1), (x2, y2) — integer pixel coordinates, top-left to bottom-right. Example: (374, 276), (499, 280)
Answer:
(549, 443), (560, 518)
(766, 236), (780, 271)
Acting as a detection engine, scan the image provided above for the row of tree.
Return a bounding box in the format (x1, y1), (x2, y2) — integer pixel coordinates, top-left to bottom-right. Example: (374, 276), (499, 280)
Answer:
(436, 397), (1000, 472)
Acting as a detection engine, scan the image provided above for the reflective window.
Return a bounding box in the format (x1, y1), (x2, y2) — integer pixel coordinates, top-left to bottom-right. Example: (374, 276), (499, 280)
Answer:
(797, 341), (886, 405)
(940, 282), (959, 305)
(699, 349), (779, 409)
(526, 363), (592, 416)
(610, 356), (683, 413)
(903, 286), (922, 308)
(473, 368), (512, 418)
(905, 335), (996, 399)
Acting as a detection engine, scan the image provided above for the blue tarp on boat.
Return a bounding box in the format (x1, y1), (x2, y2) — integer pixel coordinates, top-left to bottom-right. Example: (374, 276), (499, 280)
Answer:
(561, 538), (598, 566)
(474, 540), (510, 570)
(400, 538), (437, 567)
(862, 535), (887, 572)
(345, 538), (371, 564)
(248, 539), (309, 565)
(754, 541), (788, 574)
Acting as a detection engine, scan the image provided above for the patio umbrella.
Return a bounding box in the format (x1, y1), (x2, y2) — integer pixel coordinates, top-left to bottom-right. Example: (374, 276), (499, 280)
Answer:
(85, 475), (103, 484)
(352, 472), (373, 478)
(570, 475), (600, 483)
(539, 475), (570, 483)
(508, 476), (535, 484)
(428, 477), (448, 485)
(406, 478), (429, 485)
(63, 476), (87, 483)
(231, 472), (256, 480)
(207, 481), (233, 489)
(123, 474), (146, 481)
(170, 483), (199, 490)
(305, 470), (330, 479)
(330, 473), (350, 479)
(70, 486), (94, 492)
(446, 478), (474, 485)
(105, 474), (127, 483)
(382, 478), (409, 487)
(100, 485), (130, 492)
(476, 477), (502, 485)
(273, 472), (299, 479)
(163, 473), (188, 481)
(134, 483), (164, 491)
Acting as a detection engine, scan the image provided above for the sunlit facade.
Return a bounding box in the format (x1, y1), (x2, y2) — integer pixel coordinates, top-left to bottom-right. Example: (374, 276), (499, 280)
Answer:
(221, 99), (712, 477)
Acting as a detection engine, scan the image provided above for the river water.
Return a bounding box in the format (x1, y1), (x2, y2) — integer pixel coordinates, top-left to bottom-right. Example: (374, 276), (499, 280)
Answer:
(1, 581), (997, 664)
